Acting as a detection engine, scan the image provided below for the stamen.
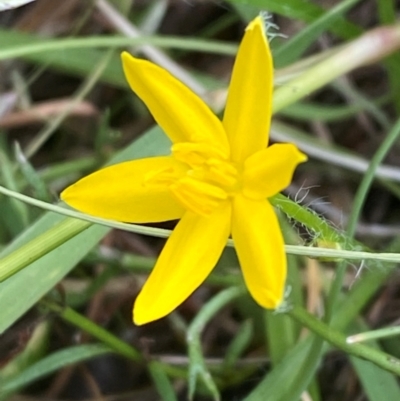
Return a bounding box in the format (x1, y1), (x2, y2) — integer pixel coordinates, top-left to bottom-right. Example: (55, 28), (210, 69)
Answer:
(206, 159), (238, 187)
(170, 176), (227, 216)
(172, 142), (228, 167)
(167, 143), (242, 214)
(179, 176), (227, 200)
(144, 166), (181, 189)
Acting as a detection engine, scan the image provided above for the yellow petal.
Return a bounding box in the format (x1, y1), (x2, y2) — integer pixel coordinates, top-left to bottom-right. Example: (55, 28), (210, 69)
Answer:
(243, 144), (307, 200)
(223, 16), (274, 163)
(121, 52), (228, 153)
(232, 195), (286, 309)
(61, 157), (185, 223)
(133, 205), (231, 325)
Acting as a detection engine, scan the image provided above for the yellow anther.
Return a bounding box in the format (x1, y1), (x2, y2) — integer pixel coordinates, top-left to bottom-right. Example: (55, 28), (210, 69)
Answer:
(205, 159), (238, 188)
(170, 176), (228, 215)
(172, 142), (228, 167)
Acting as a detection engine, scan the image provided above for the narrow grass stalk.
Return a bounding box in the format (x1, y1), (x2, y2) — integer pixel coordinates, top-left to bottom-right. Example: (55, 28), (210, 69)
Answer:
(0, 218), (91, 282)
(4, 183), (400, 281)
(273, 24), (400, 113)
(0, 35), (237, 60)
(347, 116), (400, 237)
(42, 300), (142, 361)
(326, 116), (400, 319)
(187, 287), (245, 401)
(347, 326), (400, 344)
(288, 305), (400, 376)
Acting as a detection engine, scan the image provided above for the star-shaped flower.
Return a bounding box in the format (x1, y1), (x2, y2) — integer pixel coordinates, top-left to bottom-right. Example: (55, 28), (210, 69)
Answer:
(61, 16), (307, 325)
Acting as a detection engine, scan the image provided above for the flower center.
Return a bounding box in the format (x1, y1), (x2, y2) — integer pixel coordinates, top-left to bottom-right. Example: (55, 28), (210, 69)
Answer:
(153, 143), (241, 216)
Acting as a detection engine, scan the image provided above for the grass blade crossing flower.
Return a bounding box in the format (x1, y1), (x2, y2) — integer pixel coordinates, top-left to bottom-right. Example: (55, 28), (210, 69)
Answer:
(61, 15), (307, 325)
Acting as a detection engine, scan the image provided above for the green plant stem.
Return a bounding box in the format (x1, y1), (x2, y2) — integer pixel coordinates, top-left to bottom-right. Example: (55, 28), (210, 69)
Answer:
(347, 325), (400, 344)
(271, 194), (347, 245)
(0, 35), (237, 60)
(187, 287), (245, 401)
(288, 305), (400, 376)
(0, 218), (91, 282)
(41, 300), (188, 383)
(42, 299), (142, 361)
(4, 181), (400, 284)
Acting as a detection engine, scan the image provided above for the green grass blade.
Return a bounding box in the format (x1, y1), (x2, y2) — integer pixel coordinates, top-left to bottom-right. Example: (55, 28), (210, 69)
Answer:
(0, 344), (112, 394)
(0, 29), (236, 88)
(274, 0), (363, 67)
(352, 356), (400, 401)
(0, 149), (29, 235)
(378, 0), (400, 113)
(0, 29), (125, 87)
(346, 117), (400, 237)
(281, 97), (389, 122)
(187, 287), (245, 400)
(223, 320), (253, 370)
(0, 126), (170, 335)
(148, 362), (179, 401)
(228, 0), (362, 39)
(264, 310), (298, 367)
(350, 320), (400, 401)
(0, 219), (92, 282)
(243, 335), (323, 401)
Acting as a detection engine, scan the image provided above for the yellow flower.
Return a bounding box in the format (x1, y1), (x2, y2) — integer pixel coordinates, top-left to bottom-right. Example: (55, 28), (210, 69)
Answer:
(61, 16), (307, 325)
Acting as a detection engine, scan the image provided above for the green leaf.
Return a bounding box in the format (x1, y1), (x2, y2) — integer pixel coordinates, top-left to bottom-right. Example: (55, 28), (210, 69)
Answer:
(352, 357), (400, 401)
(350, 320), (400, 401)
(1, 344), (112, 394)
(148, 362), (179, 401)
(243, 335), (322, 401)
